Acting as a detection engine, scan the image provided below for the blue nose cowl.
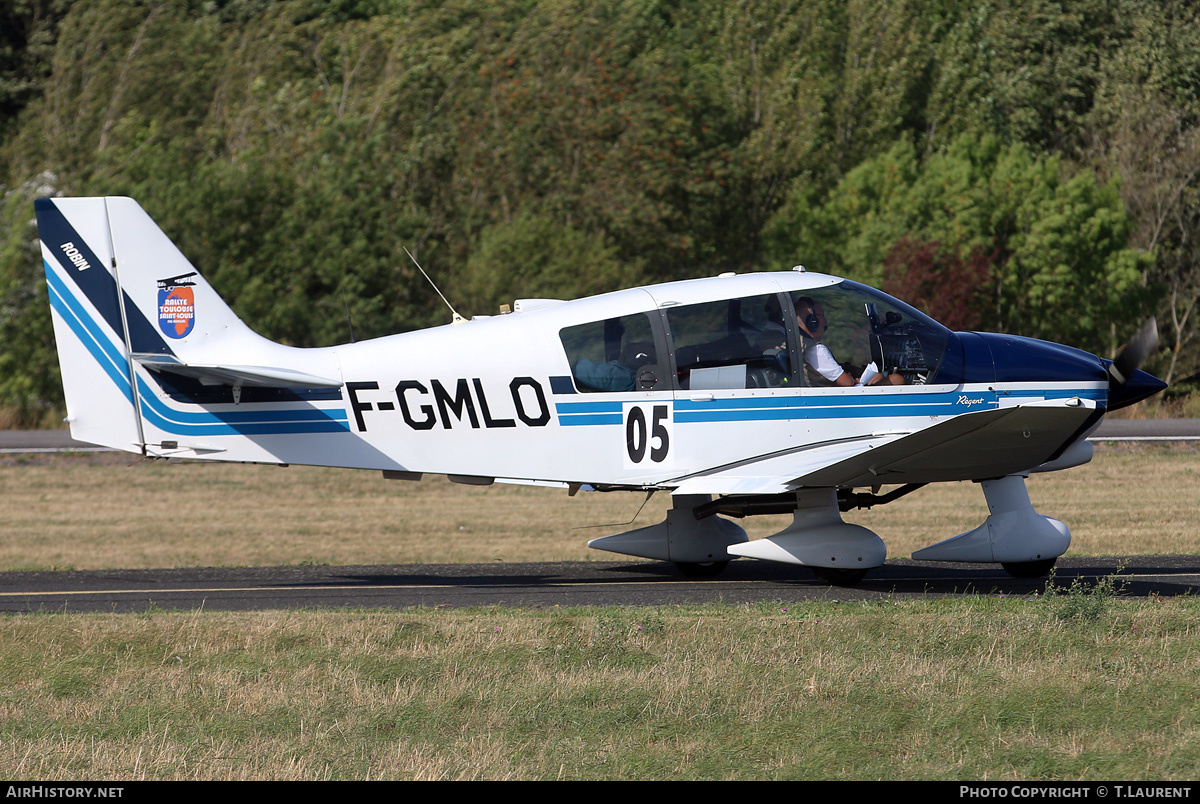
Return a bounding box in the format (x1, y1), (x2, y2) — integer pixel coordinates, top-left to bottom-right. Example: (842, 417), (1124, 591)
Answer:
(1105, 365), (1168, 411)
(958, 332), (1165, 412)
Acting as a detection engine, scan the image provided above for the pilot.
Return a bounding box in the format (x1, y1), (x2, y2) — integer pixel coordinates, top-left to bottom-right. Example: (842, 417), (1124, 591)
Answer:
(795, 297), (903, 387)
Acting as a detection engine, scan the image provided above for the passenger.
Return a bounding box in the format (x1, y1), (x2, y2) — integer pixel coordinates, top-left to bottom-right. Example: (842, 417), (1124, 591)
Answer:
(754, 296), (787, 350)
(754, 296), (790, 376)
(573, 341), (656, 392)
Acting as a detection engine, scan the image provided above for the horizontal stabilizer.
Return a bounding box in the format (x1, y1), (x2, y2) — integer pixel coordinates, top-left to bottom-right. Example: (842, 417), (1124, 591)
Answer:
(132, 354), (342, 389)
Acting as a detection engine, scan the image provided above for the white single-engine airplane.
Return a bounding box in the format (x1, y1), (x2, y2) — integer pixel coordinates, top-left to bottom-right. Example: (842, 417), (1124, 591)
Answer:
(35, 197), (1166, 584)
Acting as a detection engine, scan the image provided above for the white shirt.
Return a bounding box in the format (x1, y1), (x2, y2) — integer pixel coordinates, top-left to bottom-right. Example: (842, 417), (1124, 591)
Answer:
(803, 342), (881, 386)
(803, 341), (845, 384)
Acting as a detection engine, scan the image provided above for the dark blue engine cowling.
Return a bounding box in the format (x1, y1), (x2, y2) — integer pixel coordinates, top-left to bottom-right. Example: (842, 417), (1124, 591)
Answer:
(935, 331), (1164, 411)
(972, 332), (1109, 386)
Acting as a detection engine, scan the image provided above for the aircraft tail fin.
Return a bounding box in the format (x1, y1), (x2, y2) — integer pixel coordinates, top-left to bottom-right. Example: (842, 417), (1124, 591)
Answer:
(35, 196), (344, 455)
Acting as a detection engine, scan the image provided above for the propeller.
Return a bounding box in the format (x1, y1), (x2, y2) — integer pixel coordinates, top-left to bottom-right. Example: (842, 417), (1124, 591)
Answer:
(1109, 318), (1158, 385)
(1107, 317), (1167, 410)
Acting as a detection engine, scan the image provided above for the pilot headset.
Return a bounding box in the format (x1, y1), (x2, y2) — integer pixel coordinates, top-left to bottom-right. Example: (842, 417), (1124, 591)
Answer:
(797, 297), (820, 332)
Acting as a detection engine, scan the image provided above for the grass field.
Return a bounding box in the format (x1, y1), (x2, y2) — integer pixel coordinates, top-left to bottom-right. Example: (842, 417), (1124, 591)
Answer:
(5, 598), (1200, 780)
(1, 443), (1198, 780)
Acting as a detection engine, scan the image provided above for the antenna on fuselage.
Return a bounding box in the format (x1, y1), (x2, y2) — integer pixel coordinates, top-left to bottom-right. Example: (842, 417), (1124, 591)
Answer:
(404, 246), (466, 325)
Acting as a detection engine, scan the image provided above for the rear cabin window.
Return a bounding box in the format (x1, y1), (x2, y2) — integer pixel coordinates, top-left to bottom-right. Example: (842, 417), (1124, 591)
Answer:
(666, 293), (796, 390)
(560, 312), (666, 392)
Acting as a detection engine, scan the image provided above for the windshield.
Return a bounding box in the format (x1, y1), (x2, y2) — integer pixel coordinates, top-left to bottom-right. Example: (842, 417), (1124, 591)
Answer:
(790, 280), (954, 386)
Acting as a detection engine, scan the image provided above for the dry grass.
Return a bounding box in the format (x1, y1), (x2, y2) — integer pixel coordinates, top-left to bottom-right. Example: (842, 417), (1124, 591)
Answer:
(2, 601), (1200, 779)
(1109, 394), (1200, 419)
(0, 443), (1195, 570)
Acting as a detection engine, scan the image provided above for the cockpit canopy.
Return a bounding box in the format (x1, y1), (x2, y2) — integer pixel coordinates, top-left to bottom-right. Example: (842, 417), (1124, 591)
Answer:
(559, 280), (956, 392)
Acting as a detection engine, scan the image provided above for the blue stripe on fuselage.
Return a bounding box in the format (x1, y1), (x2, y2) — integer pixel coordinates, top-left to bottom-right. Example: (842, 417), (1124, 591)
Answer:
(556, 399), (624, 426)
(135, 376), (349, 436)
(674, 391), (983, 422)
(559, 414), (624, 426)
(550, 386), (1105, 426)
(555, 401), (623, 414)
(134, 376), (347, 426)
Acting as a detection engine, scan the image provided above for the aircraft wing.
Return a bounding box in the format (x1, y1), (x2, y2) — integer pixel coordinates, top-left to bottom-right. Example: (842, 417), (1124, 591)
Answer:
(133, 354), (343, 389)
(668, 399), (1098, 495)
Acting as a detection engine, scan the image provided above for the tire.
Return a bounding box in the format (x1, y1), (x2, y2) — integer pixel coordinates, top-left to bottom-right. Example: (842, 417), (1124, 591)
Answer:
(674, 561), (730, 578)
(1001, 558), (1058, 579)
(812, 567), (869, 586)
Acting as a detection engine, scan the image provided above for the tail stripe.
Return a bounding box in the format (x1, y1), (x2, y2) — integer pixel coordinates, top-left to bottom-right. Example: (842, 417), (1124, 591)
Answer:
(35, 199), (128, 344)
(123, 289), (176, 356)
(45, 261), (127, 370)
(45, 261), (135, 404)
(136, 378), (349, 436)
(36, 199), (178, 359)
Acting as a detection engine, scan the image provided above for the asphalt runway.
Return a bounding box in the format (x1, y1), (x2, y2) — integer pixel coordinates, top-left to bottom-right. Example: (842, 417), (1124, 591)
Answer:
(1, 556), (1198, 613)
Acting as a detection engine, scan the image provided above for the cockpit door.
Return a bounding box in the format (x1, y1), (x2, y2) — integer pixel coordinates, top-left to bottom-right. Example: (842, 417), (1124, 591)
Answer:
(646, 283), (804, 474)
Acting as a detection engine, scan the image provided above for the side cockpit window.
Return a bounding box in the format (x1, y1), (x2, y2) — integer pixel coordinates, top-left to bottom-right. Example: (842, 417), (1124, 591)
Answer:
(560, 312), (666, 392)
(666, 294), (796, 390)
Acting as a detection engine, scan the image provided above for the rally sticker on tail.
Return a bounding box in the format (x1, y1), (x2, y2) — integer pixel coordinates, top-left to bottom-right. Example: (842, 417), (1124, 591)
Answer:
(157, 272), (197, 338)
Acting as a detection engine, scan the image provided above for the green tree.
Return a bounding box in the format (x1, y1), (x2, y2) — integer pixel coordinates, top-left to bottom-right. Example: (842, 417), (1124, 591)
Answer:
(1086, 0), (1200, 382)
(0, 0), (73, 144)
(459, 210), (635, 316)
(0, 172), (62, 424)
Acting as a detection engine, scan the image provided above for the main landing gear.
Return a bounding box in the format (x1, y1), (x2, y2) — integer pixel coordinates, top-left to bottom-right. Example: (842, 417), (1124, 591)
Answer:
(588, 490), (887, 586)
(913, 474), (1070, 576)
(587, 494), (749, 575)
(587, 475), (1070, 587)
